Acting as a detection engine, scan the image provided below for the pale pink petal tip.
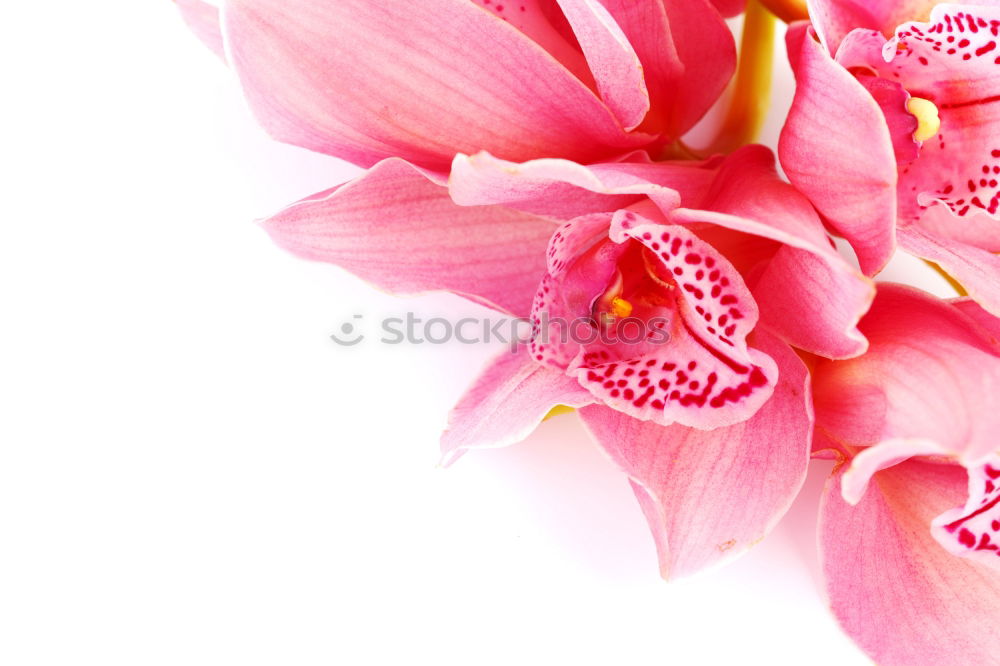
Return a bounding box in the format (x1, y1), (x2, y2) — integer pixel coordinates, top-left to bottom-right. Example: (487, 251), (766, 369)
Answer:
(439, 346), (595, 466)
(175, 0), (226, 61)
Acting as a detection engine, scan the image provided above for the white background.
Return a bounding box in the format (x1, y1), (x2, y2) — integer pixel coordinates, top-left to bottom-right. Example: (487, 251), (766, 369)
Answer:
(1, 3), (955, 665)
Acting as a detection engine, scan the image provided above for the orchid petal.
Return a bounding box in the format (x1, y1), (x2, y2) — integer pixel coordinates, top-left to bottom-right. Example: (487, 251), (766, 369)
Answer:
(932, 457), (1000, 570)
(527, 211), (778, 430)
(875, 5), (1000, 232)
(564, 213), (778, 429)
(566, 0), (736, 137)
(806, 0), (938, 52)
(710, 0), (746, 18)
(915, 201), (1000, 253)
(853, 74), (920, 164)
(595, 0), (682, 135)
(440, 345), (595, 466)
(555, 0), (650, 131)
(579, 329), (811, 579)
(658, 0), (737, 135)
(811, 283), (1000, 464)
(952, 297), (1000, 339)
(898, 225), (1000, 317)
(841, 437), (949, 504)
(261, 158), (553, 316)
(670, 146), (874, 359)
(449, 151), (718, 219)
(455, 147), (875, 359)
(472, 0), (594, 83)
(222, 0), (647, 169)
(779, 24), (897, 276)
(820, 459), (1000, 666)
(175, 0), (226, 60)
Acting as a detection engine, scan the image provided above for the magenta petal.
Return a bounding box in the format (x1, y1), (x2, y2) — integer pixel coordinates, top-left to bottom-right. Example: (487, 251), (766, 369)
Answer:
(175, 0), (226, 60)
(820, 459), (1000, 666)
(579, 330), (811, 579)
(262, 158), (554, 316)
(222, 0), (648, 169)
(779, 24), (897, 276)
(898, 226), (1000, 317)
(440, 346), (595, 466)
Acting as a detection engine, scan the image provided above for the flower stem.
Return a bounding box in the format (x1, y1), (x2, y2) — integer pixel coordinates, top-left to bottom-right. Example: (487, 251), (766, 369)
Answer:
(704, 0), (776, 155)
(758, 0), (809, 23)
(924, 260), (969, 297)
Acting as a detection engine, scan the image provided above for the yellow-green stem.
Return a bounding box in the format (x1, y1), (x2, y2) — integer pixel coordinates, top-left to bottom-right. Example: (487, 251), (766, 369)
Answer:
(704, 0), (776, 156)
(924, 260), (968, 297)
(759, 0), (809, 23)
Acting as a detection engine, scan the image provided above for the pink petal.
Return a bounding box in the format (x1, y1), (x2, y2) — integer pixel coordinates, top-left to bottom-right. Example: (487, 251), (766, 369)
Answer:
(915, 201), (1000, 253)
(261, 158), (554, 316)
(579, 329), (811, 579)
(656, 0), (737, 136)
(565, 213), (778, 429)
(808, 0), (938, 52)
(585, 0), (735, 136)
(523, 213), (622, 370)
(709, 0), (745, 19)
(932, 457), (1000, 570)
(670, 146), (875, 359)
(853, 73), (920, 164)
(840, 437), (949, 504)
(472, 1), (594, 83)
(952, 297), (1000, 339)
(175, 0), (226, 60)
(453, 147), (874, 359)
(595, 0), (682, 136)
(820, 458), (1000, 666)
(555, 0), (650, 131)
(871, 5), (1000, 231)
(898, 225), (1000, 317)
(222, 0), (648, 169)
(811, 283), (1000, 464)
(449, 151), (717, 219)
(440, 345), (595, 466)
(778, 24), (898, 276)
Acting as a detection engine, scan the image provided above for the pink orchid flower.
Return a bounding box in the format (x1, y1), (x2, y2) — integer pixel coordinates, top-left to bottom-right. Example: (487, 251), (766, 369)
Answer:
(262, 143), (874, 577)
(810, 283), (1000, 665)
(780, 2), (1000, 312)
(175, 0), (736, 170)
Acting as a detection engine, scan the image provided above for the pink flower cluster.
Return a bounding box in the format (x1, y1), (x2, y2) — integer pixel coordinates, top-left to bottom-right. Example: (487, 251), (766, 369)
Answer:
(176, 0), (1000, 662)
